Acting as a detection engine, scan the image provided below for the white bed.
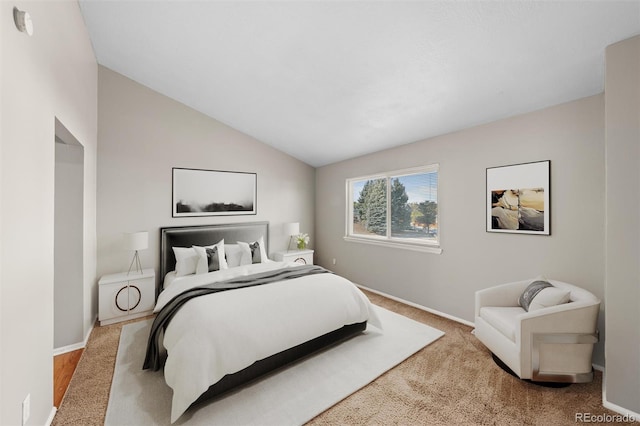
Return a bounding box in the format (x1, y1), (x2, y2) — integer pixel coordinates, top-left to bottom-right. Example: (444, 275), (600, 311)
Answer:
(145, 223), (382, 423)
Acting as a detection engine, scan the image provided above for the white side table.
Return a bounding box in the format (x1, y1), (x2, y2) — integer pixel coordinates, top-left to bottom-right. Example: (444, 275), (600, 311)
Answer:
(98, 268), (155, 325)
(273, 249), (314, 265)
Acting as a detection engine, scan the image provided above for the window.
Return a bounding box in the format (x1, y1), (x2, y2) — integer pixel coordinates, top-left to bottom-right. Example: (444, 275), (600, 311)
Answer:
(346, 165), (440, 253)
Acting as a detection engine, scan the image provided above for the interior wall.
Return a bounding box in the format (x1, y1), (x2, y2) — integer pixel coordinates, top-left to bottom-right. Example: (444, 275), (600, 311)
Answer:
(0, 4), (4, 422)
(316, 94), (606, 365)
(59, 115), (99, 347)
(54, 141), (84, 349)
(0, 1), (97, 425)
(604, 34), (640, 415)
(97, 67), (315, 283)
(0, 7), (8, 421)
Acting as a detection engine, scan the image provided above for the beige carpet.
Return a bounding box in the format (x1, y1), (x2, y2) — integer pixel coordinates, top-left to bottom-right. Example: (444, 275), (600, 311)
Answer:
(53, 290), (621, 426)
(105, 306), (443, 425)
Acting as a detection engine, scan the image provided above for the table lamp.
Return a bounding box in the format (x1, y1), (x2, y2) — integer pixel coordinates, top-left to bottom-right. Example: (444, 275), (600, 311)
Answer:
(283, 222), (300, 252)
(124, 231), (148, 275)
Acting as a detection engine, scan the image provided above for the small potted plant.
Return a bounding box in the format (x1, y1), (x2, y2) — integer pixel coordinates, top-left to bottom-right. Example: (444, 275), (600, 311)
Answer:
(296, 233), (310, 250)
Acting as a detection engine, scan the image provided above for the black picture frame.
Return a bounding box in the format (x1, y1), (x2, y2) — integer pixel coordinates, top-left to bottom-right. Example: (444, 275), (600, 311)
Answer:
(486, 160), (550, 235)
(172, 167), (257, 217)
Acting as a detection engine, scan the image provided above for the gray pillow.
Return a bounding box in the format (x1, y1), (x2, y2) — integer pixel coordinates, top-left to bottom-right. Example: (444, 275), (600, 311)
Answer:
(205, 246), (221, 272)
(519, 280), (552, 312)
(249, 241), (262, 264)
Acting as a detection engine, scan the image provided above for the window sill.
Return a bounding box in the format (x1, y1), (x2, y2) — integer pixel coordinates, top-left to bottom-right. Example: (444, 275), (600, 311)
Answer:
(343, 236), (442, 254)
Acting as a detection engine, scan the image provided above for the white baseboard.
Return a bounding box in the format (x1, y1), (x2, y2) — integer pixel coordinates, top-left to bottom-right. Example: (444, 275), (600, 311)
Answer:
(45, 407), (57, 426)
(357, 284), (476, 328)
(53, 341), (85, 356)
(602, 373), (640, 421)
(52, 315), (96, 356)
(602, 397), (640, 421)
(359, 284), (607, 376)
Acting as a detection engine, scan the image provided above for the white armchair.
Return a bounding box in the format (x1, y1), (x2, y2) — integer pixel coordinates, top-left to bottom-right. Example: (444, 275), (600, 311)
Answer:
(474, 279), (600, 383)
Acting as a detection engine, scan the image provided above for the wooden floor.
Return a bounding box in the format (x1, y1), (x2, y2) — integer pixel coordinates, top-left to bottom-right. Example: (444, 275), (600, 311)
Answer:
(54, 349), (83, 408)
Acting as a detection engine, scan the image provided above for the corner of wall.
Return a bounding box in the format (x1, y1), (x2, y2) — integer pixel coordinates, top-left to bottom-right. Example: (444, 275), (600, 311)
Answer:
(604, 33), (640, 415)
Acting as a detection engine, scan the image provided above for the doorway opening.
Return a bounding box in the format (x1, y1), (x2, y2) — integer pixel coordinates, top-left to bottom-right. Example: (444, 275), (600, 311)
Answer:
(53, 118), (84, 406)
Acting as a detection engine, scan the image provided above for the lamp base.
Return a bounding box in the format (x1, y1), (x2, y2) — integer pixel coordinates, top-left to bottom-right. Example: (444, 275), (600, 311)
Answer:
(127, 251), (143, 275)
(287, 236), (295, 252)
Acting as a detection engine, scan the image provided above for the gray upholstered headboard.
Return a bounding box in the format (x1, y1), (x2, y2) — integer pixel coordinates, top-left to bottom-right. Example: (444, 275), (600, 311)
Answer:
(159, 222), (269, 291)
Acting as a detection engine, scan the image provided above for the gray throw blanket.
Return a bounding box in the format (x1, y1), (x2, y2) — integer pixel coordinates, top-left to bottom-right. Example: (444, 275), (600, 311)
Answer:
(143, 264), (331, 371)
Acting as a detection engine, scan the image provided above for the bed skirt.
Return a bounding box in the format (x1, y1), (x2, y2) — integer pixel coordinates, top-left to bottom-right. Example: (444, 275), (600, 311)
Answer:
(192, 321), (367, 407)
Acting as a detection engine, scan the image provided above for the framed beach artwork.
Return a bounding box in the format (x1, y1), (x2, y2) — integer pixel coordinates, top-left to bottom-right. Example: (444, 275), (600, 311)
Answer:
(486, 160), (550, 235)
(172, 168), (257, 217)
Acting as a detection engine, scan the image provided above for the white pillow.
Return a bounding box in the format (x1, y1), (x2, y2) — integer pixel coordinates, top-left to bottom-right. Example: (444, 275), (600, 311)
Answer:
(172, 247), (199, 277)
(528, 287), (571, 311)
(193, 239), (227, 274)
(518, 275), (550, 310)
(224, 244), (243, 268)
(237, 236), (268, 265)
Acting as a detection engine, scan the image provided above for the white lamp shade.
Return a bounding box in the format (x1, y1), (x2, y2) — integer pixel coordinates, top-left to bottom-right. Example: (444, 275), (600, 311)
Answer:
(284, 222), (300, 236)
(124, 231), (148, 251)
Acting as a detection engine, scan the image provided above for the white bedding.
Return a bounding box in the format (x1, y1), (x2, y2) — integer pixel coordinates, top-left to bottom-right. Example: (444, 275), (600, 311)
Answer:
(155, 261), (382, 423)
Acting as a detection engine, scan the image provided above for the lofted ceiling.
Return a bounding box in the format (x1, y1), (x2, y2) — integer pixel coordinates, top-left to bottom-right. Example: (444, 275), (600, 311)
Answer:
(79, 1), (640, 167)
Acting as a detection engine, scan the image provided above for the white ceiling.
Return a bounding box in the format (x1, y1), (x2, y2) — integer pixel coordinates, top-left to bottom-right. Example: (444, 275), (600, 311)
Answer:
(79, 1), (640, 167)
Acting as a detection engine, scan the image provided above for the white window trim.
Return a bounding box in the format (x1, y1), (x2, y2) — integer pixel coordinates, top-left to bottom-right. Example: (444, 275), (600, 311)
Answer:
(343, 235), (442, 254)
(345, 164), (441, 254)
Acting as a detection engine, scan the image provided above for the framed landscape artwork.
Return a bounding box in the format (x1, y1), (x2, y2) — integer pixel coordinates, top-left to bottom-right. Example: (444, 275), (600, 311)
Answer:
(486, 160), (550, 235)
(172, 168), (257, 217)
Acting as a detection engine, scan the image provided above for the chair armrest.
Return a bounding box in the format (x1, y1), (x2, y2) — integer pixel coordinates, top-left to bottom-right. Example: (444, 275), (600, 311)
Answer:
(475, 280), (530, 317)
(518, 300), (600, 330)
(515, 301), (599, 363)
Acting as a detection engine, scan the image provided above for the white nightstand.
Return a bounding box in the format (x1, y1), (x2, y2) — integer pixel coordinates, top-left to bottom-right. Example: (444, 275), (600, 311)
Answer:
(273, 249), (314, 265)
(98, 268), (155, 326)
